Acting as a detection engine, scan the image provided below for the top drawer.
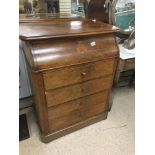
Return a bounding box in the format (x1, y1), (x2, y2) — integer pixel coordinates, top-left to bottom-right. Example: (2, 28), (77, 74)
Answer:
(43, 59), (115, 90)
(26, 35), (118, 71)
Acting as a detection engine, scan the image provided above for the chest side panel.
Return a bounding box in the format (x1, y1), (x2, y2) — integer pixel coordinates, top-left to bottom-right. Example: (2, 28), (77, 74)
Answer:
(28, 70), (50, 134)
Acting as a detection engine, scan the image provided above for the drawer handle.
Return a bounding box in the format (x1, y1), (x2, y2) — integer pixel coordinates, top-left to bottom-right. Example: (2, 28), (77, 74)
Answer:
(79, 102), (83, 105)
(81, 72), (87, 76)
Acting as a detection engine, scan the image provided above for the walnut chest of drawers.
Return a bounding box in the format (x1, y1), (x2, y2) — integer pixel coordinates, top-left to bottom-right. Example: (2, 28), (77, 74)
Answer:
(19, 19), (119, 142)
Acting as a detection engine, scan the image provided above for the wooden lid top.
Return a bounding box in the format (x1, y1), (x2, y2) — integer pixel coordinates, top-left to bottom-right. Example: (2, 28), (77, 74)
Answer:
(19, 19), (119, 41)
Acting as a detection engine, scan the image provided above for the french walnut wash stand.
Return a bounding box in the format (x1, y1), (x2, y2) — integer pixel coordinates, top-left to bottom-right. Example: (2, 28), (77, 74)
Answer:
(19, 19), (119, 142)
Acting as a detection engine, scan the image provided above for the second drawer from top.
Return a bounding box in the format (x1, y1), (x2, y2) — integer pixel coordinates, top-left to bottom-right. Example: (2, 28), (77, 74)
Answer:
(43, 59), (115, 90)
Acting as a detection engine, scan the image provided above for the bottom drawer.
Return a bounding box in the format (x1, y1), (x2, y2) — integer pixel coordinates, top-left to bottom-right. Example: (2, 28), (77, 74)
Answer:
(48, 91), (109, 132)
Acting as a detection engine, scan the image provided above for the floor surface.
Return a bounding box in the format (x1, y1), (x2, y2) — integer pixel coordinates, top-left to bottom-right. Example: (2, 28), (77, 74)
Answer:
(19, 87), (135, 155)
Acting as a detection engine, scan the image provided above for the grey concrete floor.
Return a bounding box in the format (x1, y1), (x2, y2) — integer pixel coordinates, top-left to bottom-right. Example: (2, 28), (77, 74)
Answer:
(20, 86), (135, 155)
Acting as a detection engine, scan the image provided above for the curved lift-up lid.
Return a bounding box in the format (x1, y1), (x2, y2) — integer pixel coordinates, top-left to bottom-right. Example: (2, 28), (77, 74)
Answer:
(20, 19), (119, 40)
(19, 20), (119, 72)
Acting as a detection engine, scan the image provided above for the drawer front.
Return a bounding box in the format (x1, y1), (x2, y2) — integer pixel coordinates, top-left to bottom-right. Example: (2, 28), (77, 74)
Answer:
(43, 59), (115, 90)
(48, 91), (109, 132)
(46, 76), (112, 107)
(30, 35), (118, 71)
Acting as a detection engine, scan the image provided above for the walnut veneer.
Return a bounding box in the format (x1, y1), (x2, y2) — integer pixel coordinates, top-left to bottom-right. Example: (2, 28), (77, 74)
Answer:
(19, 19), (119, 142)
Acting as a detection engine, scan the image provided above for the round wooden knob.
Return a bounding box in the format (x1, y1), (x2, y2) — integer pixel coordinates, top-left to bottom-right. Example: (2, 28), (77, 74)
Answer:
(81, 88), (85, 92)
(81, 72), (87, 76)
(79, 102), (83, 105)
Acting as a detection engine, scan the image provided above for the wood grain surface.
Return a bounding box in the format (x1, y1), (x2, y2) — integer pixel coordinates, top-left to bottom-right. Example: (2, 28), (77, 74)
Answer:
(20, 19), (119, 142)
